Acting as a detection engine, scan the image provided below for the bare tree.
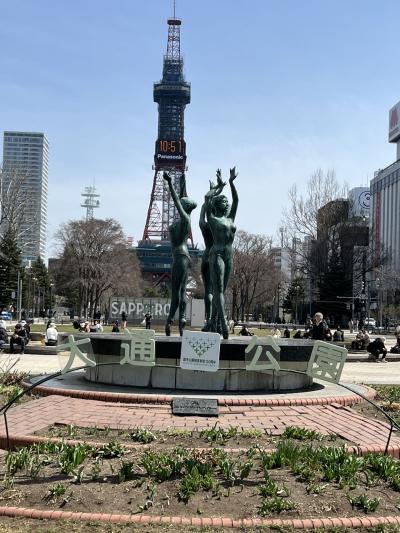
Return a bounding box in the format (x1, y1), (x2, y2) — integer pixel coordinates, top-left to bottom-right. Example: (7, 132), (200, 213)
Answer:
(0, 166), (29, 237)
(229, 231), (280, 320)
(54, 218), (143, 316)
(283, 169), (348, 243)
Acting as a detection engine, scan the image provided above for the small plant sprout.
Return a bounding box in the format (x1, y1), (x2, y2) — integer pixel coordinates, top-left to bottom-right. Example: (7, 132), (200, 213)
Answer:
(130, 428), (156, 444)
(348, 493), (380, 513)
(282, 426), (324, 441)
(44, 483), (67, 503)
(200, 424), (238, 444)
(259, 497), (295, 516)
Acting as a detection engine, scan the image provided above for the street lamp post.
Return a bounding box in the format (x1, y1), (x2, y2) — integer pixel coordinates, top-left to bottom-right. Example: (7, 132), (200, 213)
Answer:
(49, 283), (54, 317)
(295, 284), (300, 324)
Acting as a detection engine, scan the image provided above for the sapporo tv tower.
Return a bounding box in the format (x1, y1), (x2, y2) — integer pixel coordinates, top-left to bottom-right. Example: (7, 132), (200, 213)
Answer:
(137, 6), (199, 284)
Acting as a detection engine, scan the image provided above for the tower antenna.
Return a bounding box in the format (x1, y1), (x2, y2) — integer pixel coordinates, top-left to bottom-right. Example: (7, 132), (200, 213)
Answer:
(81, 184), (100, 220)
(173, 0), (176, 18)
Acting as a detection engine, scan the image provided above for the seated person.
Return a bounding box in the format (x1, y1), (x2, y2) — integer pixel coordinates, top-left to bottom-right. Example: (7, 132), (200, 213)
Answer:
(333, 326), (344, 342)
(111, 321), (120, 333)
(351, 330), (370, 350)
(95, 320), (103, 333)
(45, 323), (58, 346)
(390, 338), (400, 354)
(238, 325), (253, 336)
(82, 321), (91, 333)
(0, 326), (8, 352)
(20, 320), (30, 344)
(283, 327), (290, 338)
(271, 327), (281, 338)
(293, 329), (302, 339)
(367, 337), (388, 362)
(10, 324), (27, 354)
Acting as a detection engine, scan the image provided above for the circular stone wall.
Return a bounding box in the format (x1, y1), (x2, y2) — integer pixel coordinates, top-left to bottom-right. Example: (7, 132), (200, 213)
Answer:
(59, 334), (315, 392)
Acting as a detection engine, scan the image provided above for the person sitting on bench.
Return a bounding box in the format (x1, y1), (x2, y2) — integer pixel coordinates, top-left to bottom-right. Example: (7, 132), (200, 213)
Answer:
(351, 329), (370, 350)
(45, 322), (58, 346)
(10, 323), (27, 354)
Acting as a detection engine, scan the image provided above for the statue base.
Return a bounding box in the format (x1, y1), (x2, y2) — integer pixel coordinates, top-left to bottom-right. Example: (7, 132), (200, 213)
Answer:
(59, 334), (315, 392)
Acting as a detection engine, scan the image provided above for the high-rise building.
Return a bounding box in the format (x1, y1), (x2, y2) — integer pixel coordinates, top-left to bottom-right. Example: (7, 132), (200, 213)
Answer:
(370, 100), (400, 272)
(2, 131), (48, 263)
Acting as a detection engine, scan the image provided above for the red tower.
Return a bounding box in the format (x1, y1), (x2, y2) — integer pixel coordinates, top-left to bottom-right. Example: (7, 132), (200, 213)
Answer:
(142, 17), (192, 244)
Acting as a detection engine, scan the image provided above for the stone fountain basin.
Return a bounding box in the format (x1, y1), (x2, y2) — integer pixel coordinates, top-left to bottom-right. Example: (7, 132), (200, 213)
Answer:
(58, 334), (315, 392)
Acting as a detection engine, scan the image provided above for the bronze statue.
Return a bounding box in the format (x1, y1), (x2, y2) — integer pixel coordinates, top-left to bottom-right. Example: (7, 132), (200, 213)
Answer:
(163, 172), (197, 336)
(199, 176), (225, 330)
(205, 167), (238, 338)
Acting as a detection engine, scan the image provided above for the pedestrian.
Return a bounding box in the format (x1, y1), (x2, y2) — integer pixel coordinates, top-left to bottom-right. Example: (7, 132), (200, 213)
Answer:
(367, 337), (388, 362)
(311, 312), (329, 341)
(358, 317), (364, 331)
(10, 323), (27, 354)
(121, 311), (127, 329)
(45, 323), (58, 346)
(144, 312), (152, 330)
(348, 319), (354, 333)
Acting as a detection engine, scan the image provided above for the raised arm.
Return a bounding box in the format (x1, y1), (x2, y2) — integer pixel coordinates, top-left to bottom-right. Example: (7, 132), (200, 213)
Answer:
(163, 172), (189, 221)
(179, 173), (187, 199)
(228, 167), (238, 220)
(204, 169), (225, 222)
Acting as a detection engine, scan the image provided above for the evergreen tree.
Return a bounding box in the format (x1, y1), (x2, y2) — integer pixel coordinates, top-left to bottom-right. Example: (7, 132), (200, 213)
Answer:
(319, 249), (352, 302)
(0, 228), (23, 310)
(283, 277), (306, 315)
(31, 256), (51, 311)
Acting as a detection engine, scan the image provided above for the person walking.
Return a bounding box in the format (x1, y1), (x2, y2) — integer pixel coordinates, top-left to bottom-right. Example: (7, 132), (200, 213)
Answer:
(121, 311), (127, 329)
(144, 312), (152, 330)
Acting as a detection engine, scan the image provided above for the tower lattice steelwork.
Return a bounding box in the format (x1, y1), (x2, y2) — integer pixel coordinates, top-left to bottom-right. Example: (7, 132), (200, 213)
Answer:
(142, 17), (192, 243)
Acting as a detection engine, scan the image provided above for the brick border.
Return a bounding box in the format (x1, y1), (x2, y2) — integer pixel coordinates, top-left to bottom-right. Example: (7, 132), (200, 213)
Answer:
(0, 506), (399, 528)
(22, 381), (376, 407)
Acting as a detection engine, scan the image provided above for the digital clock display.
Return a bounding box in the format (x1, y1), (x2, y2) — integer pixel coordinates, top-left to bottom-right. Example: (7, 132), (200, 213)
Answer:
(155, 139), (186, 169)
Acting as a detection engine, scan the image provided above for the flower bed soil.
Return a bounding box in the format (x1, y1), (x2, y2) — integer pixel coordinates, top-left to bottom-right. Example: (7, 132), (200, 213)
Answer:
(34, 424), (354, 449)
(1, 438), (400, 523)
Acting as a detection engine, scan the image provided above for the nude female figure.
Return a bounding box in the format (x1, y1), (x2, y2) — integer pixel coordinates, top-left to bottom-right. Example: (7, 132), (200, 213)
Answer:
(199, 175), (225, 330)
(205, 167), (238, 339)
(163, 172), (197, 336)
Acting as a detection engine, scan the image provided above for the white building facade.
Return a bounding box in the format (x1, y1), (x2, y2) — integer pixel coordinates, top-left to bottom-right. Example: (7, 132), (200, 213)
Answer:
(370, 101), (400, 272)
(2, 131), (48, 263)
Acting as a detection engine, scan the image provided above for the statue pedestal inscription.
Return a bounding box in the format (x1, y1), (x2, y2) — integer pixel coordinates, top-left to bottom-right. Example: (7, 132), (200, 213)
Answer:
(172, 397), (219, 416)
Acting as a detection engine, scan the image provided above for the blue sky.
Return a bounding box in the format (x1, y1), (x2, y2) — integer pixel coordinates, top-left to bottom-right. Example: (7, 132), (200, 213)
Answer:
(1, 0), (399, 256)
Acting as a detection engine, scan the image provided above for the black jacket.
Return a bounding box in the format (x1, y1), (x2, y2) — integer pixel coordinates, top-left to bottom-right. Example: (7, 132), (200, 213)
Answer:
(0, 327), (8, 343)
(312, 321), (328, 341)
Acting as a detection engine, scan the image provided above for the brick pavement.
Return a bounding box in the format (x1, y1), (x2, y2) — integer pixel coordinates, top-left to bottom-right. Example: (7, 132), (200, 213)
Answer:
(1, 394), (399, 454)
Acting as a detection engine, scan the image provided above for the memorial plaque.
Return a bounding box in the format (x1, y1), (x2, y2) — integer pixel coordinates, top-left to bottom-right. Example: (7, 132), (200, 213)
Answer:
(172, 397), (219, 416)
